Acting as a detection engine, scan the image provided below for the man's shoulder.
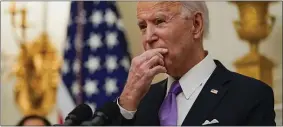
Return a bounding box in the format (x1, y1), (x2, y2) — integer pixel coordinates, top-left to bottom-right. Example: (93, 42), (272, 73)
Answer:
(230, 71), (271, 87)
(213, 60), (273, 93)
(227, 70), (274, 96)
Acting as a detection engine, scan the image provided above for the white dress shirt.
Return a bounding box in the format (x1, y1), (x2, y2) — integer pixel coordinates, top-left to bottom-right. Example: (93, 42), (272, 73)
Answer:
(117, 53), (216, 125)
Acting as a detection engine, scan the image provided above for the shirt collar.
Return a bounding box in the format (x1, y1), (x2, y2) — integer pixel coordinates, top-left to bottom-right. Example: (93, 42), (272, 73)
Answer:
(166, 52), (216, 99)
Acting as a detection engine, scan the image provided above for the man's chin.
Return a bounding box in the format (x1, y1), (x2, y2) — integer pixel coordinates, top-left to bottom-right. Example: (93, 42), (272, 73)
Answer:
(164, 63), (182, 78)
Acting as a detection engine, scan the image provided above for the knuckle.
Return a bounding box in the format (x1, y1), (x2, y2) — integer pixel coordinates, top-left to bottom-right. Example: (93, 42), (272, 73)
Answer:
(154, 55), (159, 59)
(152, 56), (159, 62)
(143, 55), (148, 61)
(134, 67), (145, 77)
(144, 70), (152, 78)
(132, 57), (141, 66)
(131, 58), (137, 65)
(156, 51), (161, 56)
(144, 50), (150, 54)
(159, 59), (164, 64)
(155, 66), (162, 72)
(141, 68), (148, 75)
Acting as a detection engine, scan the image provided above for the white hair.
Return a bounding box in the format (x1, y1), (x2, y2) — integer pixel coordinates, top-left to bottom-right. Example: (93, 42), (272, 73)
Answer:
(180, 1), (209, 38)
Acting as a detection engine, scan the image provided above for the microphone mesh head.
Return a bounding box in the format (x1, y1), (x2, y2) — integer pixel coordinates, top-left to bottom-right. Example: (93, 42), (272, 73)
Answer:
(67, 103), (93, 124)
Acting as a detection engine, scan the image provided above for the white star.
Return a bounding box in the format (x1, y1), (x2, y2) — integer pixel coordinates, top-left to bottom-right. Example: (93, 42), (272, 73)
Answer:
(86, 102), (97, 112)
(88, 33), (102, 50)
(106, 32), (118, 49)
(120, 56), (130, 71)
(73, 59), (80, 73)
(116, 19), (124, 30)
(65, 37), (71, 51)
(71, 81), (80, 95)
(62, 60), (69, 74)
(105, 9), (117, 27)
(104, 78), (118, 96)
(91, 10), (103, 27)
(84, 79), (99, 97)
(105, 55), (118, 73)
(76, 10), (87, 25)
(84, 56), (101, 73)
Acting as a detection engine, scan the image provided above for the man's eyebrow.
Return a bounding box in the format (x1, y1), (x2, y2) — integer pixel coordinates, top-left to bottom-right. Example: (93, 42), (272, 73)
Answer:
(154, 12), (167, 17)
(137, 20), (145, 26)
(136, 12), (170, 25)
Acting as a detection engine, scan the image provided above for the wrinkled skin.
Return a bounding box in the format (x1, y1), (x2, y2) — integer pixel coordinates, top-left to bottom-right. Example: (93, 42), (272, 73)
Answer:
(119, 2), (205, 111)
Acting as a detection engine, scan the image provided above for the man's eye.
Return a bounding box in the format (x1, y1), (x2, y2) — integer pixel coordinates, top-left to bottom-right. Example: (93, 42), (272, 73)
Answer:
(139, 25), (146, 30)
(155, 18), (165, 25)
(138, 25), (146, 33)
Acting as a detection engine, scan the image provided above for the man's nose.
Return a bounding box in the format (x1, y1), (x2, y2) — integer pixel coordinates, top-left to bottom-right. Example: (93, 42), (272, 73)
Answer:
(145, 26), (158, 44)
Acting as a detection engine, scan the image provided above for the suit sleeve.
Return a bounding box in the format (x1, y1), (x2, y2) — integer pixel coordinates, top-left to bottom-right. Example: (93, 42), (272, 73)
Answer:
(116, 98), (137, 119)
(108, 99), (136, 126)
(110, 111), (136, 126)
(245, 84), (276, 126)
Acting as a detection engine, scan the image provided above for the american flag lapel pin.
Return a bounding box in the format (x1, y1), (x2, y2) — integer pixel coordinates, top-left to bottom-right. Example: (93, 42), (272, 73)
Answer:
(210, 89), (218, 94)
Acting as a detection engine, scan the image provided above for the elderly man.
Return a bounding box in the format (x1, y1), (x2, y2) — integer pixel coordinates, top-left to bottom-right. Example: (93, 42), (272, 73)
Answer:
(114, 1), (276, 126)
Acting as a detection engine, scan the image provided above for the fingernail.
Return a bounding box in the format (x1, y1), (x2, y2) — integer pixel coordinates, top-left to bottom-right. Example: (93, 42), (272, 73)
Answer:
(163, 49), (168, 52)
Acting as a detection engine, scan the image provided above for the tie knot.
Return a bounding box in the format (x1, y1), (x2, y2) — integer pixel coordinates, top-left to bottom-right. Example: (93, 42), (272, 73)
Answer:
(169, 81), (182, 95)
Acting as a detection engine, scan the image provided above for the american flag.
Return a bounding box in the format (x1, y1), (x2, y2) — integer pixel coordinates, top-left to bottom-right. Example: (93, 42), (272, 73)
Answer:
(57, 1), (131, 120)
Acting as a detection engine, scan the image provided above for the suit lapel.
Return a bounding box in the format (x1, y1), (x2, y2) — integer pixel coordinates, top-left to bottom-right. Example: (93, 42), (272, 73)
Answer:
(135, 79), (167, 125)
(182, 60), (232, 126)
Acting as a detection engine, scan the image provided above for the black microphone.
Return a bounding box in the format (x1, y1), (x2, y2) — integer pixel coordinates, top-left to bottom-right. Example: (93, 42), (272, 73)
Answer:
(59, 103), (93, 126)
(80, 101), (120, 126)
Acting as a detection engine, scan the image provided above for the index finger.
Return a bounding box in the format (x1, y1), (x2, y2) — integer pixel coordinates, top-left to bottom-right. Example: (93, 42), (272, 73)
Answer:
(141, 48), (168, 61)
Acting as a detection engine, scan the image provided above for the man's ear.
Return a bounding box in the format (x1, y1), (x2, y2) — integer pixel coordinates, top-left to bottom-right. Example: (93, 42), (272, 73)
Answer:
(192, 12), (204, 39)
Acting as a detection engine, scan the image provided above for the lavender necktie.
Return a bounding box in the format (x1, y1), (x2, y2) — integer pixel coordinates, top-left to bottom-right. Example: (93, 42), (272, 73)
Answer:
(159, 81), (183, 126)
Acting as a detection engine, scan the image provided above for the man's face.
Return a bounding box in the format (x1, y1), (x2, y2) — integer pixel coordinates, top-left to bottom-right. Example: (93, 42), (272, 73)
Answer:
(22, 118), (46, 126)
(137, 2), (196, 76)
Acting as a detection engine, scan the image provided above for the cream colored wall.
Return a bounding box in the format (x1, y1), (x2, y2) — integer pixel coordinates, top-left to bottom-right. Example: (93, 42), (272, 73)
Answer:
(1, 1), (282, 125)
(1, 1), (70, 125)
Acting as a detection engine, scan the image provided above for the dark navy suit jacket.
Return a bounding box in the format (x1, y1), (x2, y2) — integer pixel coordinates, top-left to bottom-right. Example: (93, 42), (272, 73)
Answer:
(112, 60), (276, 126)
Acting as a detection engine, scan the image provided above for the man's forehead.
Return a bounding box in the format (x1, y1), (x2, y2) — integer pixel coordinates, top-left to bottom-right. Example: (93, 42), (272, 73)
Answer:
(137, 2), (182, 15)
